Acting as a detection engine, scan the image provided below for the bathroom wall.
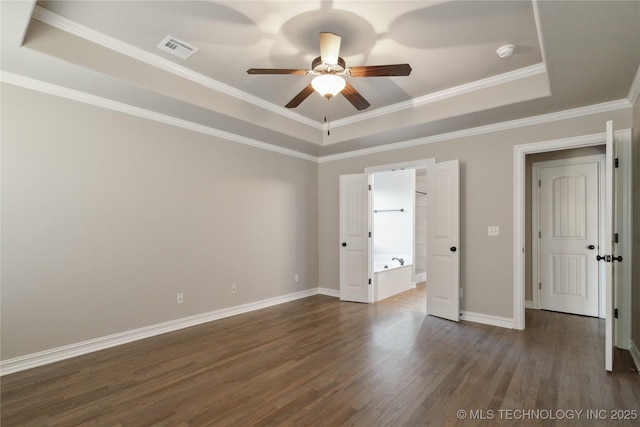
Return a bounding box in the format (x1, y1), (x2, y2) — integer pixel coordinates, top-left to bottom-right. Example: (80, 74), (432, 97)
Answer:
(414, 171), (427, 282)
(372, 170), (415, 264)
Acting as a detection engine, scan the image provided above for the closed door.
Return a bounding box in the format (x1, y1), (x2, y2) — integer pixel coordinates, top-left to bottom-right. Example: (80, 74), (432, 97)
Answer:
(537, 159), (601, 317)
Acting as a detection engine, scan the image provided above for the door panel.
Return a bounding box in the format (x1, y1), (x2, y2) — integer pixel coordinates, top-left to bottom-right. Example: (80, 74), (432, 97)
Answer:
(426, 160), (459, 321)
(604, 121), (614, 372)
(538, 162), (599, 316)
(339, 174), (370, 303)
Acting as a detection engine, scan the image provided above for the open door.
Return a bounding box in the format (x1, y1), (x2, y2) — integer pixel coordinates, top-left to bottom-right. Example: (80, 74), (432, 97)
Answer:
(603, 120), (616, 371)
(426, 160), (460, 321)
(339, 174), (371, 303)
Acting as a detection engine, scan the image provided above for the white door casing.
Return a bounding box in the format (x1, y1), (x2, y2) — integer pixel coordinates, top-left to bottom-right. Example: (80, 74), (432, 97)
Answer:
(514, 127), (632, 351)
(339, 174), (371, 303)
(536, 160), (601, 317)
(426, 159), (460, 321)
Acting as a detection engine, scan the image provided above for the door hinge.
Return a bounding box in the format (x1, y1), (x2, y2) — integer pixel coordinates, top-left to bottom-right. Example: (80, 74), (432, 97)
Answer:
(539, 231), (541, 238)
(614, 158), (619, 168)
(538, 283), (542, 290)
(614, 233), (619, 243)
(368, 184), (372, 191)
(614, 308), (619, 318)
(368, 231), (371, 238)
(368, 278), (372, 285)
(538, 179), (541, 187)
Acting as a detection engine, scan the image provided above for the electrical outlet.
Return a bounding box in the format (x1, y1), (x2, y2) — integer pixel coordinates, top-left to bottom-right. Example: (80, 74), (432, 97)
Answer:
(488, 226), (500, 236)
(231, 284), (236, 294)
(177, 293), (184, 304)
(294, 274), (300, 283)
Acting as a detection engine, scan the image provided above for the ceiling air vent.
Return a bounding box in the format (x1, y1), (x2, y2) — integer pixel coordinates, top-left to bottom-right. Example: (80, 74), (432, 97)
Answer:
(157, 35), (198, 60)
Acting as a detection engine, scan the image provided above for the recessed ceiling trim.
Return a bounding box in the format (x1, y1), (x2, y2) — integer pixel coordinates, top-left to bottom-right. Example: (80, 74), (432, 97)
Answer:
(32, 5), (551, 138)
(325, 63), (548, 131)
(3, 71), (630, 165)
(318, 98), (630, 163)
(627, 64), (640, 104)
(0, 71), (319, 163)
(31, 5), (322, 130)
(531, 0), (549, 66)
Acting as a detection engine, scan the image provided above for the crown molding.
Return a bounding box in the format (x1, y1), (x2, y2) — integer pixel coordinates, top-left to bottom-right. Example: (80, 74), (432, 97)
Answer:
(0, 71), (319, 163)
(3, 70), (631, 166)
(325, 63), (548, 131)
(318, 98), (630, 162)
(31, 5), (323, 131)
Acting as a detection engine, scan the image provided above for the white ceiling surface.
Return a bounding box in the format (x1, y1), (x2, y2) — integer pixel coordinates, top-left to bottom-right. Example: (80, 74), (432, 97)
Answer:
(2, 1), (639, 158)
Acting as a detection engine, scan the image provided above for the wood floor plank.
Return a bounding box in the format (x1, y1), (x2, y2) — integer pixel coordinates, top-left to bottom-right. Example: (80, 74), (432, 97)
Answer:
(2, 289), (639, 426)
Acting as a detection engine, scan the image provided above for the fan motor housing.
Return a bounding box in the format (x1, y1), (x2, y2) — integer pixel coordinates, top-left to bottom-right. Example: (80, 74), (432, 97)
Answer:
(312, 56), (346, 74)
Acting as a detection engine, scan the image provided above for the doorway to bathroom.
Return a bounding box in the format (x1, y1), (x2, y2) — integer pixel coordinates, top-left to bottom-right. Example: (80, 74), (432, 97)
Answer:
(339, 158), (460, 322)
(371, 168), (416, 302)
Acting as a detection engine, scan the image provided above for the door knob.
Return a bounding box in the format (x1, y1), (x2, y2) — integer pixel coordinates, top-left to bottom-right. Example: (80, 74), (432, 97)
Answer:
(450, 246), (457, 252)
(596, 255), (606, 261)
(587, 245), (595, 250)
(612, 255), (623, 262)
(341, 242), (347, 247)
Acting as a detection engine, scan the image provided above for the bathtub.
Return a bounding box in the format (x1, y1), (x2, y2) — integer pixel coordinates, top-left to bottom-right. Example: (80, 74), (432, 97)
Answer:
(373, 255), (413, 301)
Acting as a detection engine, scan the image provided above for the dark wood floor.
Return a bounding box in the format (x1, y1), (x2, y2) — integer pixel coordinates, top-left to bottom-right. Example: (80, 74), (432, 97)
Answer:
(2, 286), (639, 426)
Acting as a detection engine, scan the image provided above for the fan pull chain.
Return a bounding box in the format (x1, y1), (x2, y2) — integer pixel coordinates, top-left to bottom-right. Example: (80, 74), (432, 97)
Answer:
(325, 98), (330, 136)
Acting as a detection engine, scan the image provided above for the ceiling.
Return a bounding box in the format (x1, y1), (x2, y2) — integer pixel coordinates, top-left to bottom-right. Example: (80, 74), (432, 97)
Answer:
(2, 1), (639, 158)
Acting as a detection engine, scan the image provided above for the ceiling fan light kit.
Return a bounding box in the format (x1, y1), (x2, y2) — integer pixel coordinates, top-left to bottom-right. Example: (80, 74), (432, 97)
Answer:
(247, 32), (412, 112)
(312, 74), (346, 98)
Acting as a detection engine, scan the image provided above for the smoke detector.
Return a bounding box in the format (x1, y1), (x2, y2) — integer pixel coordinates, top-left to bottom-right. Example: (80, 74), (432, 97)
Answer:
(496, 44), (515, 59)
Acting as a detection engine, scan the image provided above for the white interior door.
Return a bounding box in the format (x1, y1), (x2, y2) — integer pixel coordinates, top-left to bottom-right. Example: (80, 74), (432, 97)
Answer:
(537, 160), (600, 317)
(339, 174), (371, 303)
(426, 160), (460, 321)
(603, 121), (615, 372)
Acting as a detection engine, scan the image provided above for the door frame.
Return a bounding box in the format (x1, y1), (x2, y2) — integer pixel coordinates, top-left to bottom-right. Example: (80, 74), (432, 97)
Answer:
(513, 130), (632, 346)
(364, 158), (436, 302)
(531, 154), (605, 317)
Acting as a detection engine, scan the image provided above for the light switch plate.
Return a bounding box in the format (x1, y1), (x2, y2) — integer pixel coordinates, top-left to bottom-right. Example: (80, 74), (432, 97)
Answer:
(488, 226), (500, 236)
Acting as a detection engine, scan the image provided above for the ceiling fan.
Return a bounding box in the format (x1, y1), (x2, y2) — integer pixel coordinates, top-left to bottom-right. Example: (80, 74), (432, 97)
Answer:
(247, 32), (412, 111)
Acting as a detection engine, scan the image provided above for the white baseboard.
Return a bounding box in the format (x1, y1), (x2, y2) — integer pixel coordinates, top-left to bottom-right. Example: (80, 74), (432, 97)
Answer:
(525, 300), (534, 309)
(461, 311), (514, 329)
(414, 272), (427, 283)
(318, 287), (340, 298)
(630, 340), (640, 374)
(0, 288), (321, 376)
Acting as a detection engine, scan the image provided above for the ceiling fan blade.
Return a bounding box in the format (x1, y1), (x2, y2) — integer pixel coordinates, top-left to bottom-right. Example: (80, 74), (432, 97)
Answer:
(319, 32), (341, 65)
(285, 84), (315, 108)
(247, 68), (308, 75)
(348, 64), (412, 77)
(341, 82), (370, 110)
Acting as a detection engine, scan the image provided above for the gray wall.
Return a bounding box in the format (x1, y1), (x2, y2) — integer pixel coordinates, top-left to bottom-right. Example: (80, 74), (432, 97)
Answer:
(318, 110), (632, 319)
(2, 80), (637, 362)
(1, 84), (319, 360)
